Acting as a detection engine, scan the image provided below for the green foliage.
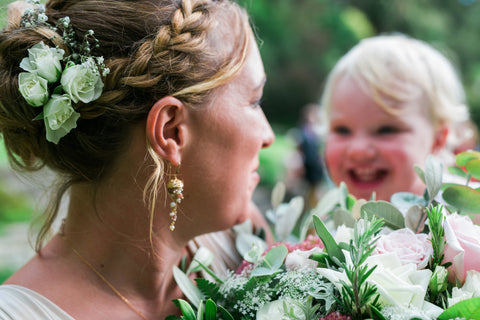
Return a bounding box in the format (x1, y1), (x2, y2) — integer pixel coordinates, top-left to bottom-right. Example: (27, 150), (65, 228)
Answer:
(361, 201), (405, 230)
(438, 297), (480, 320)
(312, 215), (345, 267)
(443, 151), (480, 214)
(169, 299), (234, 320)
(336, 218), (384, 320)
(258, 135), (293, 187)
(250, 244), (287, 277)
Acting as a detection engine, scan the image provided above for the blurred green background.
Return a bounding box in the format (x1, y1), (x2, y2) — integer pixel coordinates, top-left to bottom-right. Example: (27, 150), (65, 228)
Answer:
(2, 0), (480, 281)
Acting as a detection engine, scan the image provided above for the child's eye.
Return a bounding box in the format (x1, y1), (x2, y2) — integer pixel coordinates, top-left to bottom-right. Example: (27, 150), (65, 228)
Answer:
(332, 125), (351, 135)
(377, 126), (399, 135)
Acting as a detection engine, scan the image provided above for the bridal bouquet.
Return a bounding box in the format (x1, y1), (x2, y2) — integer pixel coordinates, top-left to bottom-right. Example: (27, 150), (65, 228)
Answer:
(168, 152), (480, 320)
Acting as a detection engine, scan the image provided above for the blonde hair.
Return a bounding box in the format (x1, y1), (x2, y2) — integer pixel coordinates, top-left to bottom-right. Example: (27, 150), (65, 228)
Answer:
(321, 34), (469, 141)
(0, 0), (251, 250)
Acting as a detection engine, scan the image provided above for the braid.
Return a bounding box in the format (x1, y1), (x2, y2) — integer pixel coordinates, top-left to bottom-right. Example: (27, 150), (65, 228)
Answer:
(0, 0), (251, 250)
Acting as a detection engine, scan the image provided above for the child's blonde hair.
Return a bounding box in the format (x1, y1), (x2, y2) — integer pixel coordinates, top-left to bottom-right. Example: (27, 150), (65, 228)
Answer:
(321, 34), (470, 156)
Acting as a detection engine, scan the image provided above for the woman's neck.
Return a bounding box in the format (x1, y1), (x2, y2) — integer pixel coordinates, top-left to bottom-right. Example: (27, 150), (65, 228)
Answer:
(58, 181), (188, 316)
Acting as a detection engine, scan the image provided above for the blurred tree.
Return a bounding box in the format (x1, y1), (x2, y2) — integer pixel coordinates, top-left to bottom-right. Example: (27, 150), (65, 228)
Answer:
(239, 0), (372, 127)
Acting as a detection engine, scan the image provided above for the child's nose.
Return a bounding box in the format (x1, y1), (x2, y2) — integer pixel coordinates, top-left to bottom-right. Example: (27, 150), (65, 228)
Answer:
(346, 135), (377, 162)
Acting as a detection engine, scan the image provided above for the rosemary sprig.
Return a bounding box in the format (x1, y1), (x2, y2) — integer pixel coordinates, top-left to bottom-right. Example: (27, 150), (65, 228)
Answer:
(337, 217), (384, 319)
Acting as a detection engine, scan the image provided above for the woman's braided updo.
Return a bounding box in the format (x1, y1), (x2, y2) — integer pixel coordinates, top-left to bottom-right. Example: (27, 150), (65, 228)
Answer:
(0, 0), (250, 249)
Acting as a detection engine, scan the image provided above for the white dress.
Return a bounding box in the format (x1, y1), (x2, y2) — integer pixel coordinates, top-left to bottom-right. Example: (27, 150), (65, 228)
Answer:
(0, 285), (74, 320)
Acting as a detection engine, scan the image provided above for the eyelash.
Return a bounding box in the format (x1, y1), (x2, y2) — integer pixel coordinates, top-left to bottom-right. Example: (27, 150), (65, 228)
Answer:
(377, 126), (400, 135)
(252, 98), (263, 109)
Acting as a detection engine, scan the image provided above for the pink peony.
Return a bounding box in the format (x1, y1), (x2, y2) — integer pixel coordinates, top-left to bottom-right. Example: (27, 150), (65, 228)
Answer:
(374, 228), (432, 269)
(444, 213), (480, 283)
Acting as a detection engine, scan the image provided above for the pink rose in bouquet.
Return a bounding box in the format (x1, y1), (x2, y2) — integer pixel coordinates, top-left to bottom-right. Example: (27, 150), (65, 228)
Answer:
(444, 213), (480, 283)
(374, 228), (432, 269)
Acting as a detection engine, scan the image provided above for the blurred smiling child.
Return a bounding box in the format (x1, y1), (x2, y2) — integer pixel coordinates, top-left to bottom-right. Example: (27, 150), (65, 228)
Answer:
(321, 34), (470, 201)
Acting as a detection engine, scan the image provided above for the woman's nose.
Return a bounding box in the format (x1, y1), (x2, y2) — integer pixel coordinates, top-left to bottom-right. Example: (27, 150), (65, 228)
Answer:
(261, 111), (275, 149)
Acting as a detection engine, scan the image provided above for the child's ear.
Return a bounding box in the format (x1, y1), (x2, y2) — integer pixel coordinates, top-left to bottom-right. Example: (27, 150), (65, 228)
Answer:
(146, 96), (188, 166)
(432, 124), (449, 153)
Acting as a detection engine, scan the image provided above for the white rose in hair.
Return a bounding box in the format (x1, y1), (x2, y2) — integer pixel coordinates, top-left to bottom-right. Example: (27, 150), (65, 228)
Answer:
(44, 94), (80, 144)
(18, 72), (49, 107)
(61, 58), (104, 104)
(20, 41), (64, 83)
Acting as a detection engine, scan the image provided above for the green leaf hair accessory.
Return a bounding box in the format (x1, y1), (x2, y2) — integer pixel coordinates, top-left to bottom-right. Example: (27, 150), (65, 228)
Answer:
(18, 5), (110, 144)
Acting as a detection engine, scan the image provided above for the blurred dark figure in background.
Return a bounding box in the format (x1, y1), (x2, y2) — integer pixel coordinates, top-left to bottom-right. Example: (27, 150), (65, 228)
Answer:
(297, 103), (325, 208)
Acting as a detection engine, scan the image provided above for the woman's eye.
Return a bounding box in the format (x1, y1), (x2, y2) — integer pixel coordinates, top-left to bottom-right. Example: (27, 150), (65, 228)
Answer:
(377, 126), (399, 135)
(332, 125), (351, 135)
(252, 99), (263, 109)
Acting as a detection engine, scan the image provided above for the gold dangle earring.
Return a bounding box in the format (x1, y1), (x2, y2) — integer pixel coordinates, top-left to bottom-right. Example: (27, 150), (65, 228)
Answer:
(167, 163), (184, 231)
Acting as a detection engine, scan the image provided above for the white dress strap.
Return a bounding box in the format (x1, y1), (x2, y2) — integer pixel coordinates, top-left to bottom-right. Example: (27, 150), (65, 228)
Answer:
(0, 285), (74, 320)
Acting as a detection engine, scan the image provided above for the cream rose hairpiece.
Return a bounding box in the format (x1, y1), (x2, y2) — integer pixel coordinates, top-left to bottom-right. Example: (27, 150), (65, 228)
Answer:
(17, 0), (109, 144)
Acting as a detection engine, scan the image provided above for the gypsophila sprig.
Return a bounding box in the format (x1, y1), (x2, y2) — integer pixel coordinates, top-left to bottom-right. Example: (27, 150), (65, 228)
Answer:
(20, 0), (47, 28)
(18, 5), (109, 144)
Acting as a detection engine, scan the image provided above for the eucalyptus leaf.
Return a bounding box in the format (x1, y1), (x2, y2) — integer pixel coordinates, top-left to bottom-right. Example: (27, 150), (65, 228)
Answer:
(274, 196), (304, 241)
(250, 266), (283, 277)
(333, 208), (355, 228)
(465, 159), (480, 180)
(438, 297), (480, 320)
(443, 185), (480, 213)
(390, 192), (426, 215)
(339, 182), (349, 209)
(271, 182), (286, 210)
(263, 244), (288, 269)
(311, 186), (341, 218)
(173, 266), (203, 307)
(361, 201), (405, 230)
(235, 233), (267, 261)
(455, 150), (480, 166)
(414, 165), (425, 184)
(298, 210), (313, 242)
(425, 155), (443, 200)
(448, 166), (468, 179)
(250, 245), (288, 277)
(351, 198), (367, 220)
(313, 215), (345, 265)
(404, 204), (425, 233)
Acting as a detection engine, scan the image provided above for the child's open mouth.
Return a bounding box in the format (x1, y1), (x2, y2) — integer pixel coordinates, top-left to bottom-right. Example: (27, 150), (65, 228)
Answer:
(349, 168), (388, 184)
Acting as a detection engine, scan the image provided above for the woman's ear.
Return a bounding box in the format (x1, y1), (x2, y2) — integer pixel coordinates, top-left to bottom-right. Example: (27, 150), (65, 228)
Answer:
(146, 96), (187, 166)
(432, 124), (449, 153)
